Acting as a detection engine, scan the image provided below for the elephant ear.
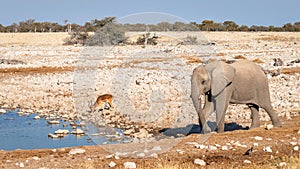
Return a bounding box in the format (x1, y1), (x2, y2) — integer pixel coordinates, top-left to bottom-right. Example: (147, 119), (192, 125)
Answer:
(206, 61), (235, 96)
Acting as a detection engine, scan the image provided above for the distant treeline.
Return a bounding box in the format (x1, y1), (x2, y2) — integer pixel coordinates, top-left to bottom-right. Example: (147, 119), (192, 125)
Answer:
(0, 17), (300, 32)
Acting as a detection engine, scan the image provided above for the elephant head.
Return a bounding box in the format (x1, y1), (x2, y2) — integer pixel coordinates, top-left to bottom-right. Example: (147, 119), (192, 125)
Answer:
(191, 61), (235, 133)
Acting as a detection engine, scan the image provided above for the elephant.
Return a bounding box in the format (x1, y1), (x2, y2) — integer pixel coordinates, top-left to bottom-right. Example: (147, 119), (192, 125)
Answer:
(191, 60), (282, 133)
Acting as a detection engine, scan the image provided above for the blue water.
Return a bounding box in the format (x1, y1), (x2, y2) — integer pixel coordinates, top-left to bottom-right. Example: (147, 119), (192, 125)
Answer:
(0, 110), (96, 151)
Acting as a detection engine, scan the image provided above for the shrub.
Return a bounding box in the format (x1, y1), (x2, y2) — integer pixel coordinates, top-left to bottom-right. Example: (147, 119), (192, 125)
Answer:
(136, 33), (158, 45)
(85, 23), (126, 46)
(63, 32), (89, 45)
(182, 35), (198, 45)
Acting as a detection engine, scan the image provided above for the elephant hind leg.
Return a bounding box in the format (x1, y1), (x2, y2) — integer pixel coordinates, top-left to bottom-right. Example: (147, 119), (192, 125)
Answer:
(248, 104), (260, 129)
(261, 104), (282, 127)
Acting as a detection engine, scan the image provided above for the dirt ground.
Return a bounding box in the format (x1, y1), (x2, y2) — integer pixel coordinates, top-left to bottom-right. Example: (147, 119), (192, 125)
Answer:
(0, 32), (299, 168)
(0, 116), (299, 169)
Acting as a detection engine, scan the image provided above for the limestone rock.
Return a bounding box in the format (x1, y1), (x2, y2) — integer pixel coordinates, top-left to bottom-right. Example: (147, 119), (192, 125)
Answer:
(194, 159), (206, 166)
(69, 148), (86, 155)
(124, 162), (136, 169)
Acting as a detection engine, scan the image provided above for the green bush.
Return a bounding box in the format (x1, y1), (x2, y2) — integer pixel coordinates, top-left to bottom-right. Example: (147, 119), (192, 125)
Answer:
(85, 23), (126, 46)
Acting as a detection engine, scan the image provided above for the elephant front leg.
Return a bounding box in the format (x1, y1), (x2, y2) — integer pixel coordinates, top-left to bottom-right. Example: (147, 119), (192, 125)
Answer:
(248, 104), (260, 129)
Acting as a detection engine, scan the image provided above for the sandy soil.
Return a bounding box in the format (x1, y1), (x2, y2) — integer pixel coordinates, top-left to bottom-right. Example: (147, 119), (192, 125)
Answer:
(0, 32), (299, 168)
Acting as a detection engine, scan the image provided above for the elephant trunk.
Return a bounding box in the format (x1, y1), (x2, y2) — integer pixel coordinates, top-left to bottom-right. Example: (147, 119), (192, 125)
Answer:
(191, 74), (206, 133)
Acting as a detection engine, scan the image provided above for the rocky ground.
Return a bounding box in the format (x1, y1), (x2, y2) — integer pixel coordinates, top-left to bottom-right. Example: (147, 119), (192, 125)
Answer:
(0, 32), (299, 168)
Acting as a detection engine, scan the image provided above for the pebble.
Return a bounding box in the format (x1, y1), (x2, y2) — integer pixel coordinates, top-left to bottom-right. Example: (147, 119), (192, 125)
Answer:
(254, 136), (263, 141)
(294, 146), (299, 151)
(68, 148), (86, 155)
(253, 143), (259, 147)
(244, 160), (251, 164)
(263, 146), (272, 153)
(194, 159), (206, 166)
(290, 142), (297, 146)
(124, 162), (136, 169)
(109, 161), (116, 168)
(0, 109), (6, 114)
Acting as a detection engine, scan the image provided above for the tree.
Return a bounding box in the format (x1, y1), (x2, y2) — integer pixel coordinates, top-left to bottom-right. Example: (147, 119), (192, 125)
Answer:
(199, 20), (216, 31)
(223, 21), (239, 31)
(85, 23), (126, 46)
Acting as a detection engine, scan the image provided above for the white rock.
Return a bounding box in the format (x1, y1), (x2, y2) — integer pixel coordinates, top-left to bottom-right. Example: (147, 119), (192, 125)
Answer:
(266, 138), (272, 141)
(109, 161), (116, 168)
(0, 109), (6, 114)
(47, 120), (60, 124)
(69, 148), (86, 155)
(32, 156), (40, 160)
(194, 159), (206, 166)
(253, 143), (259, 147)
(71, 129), (84, 135)
(266, 124), (274, 130)
(34, 116), (40, 120)
(254, 136), (263, 141)
(294, 146), (299, 151)
(151, 146), (162, 151)
(55, 129), (69, 134)
(136, 153), (145, 157)
(195, 144), (207, 149)
(176, 149), (184, 154)
(244, 160), (251, 164)
(298, 130), (300, 134)
(19, 162), (25, 168)
(106, 154), (114, 159)
(208, 145), (217, 151)
(150, 153), (158, 158)
(221, 146), (228, 151)
(278, 162), (287, 167)
(115, 155), (120, 160)
(263, 146), (272, 153)
(290, 142), (297, 146)
(124, 162), (136, 169)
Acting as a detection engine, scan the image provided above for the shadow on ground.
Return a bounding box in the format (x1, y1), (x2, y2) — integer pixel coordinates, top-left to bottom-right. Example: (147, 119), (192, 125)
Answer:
(160, 122), (249, 137)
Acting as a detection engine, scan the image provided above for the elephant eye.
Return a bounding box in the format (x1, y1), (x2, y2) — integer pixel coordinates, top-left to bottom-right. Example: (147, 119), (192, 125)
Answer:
(201, 80), (205, 85)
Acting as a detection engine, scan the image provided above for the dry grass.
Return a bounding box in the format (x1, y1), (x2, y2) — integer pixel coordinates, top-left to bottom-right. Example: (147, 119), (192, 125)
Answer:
(252, 58), (265, 63)
(0, 32), (69, 46)
(256, 35), (300, 42)
(234, 55), (247, 60)
(282, 67), (300, 74)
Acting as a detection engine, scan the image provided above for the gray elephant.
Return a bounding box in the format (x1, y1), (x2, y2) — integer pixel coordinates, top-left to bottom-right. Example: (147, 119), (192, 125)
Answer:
(191, 60), (281, 133)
